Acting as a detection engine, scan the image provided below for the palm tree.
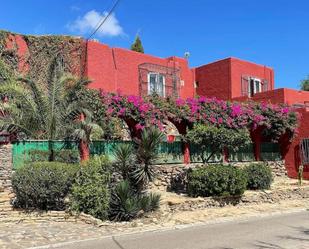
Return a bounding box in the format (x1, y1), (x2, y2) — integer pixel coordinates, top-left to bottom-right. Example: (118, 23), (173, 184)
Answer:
(70, 112), (103, 161)
(0, 61), (93, 160)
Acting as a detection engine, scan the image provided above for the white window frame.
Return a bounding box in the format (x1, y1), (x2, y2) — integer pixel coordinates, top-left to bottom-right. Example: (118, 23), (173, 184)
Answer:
(147, 72), (166, 97)
(249, 77), (262, 96)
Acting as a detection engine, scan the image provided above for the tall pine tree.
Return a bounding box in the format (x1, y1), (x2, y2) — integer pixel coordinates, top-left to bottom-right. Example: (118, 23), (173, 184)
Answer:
(300, 76), (309, 91)
(131, 35), (144, 53)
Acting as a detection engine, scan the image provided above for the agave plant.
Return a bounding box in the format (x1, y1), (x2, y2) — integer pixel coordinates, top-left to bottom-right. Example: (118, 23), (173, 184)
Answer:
(132, 127), (164, 190)
(112, 143), (135, 180)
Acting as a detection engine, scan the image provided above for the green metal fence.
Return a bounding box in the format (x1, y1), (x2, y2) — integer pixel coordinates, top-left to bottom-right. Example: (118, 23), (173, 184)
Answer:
(12, 140), (79, 169)
(90, 140), (183, 164)
(229, 143), (255, 162)
(12, 140), (282, 169)
(189, 144), (222, 163)
(260, 142), (282, 161)
(12, 140), (184, 169)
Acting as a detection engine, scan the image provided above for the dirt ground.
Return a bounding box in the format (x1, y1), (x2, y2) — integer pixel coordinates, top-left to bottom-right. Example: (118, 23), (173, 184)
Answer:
(123, 177), (309, 228)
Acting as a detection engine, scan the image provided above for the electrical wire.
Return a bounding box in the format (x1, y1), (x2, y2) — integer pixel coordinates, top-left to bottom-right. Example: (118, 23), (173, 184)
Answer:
(86, 0), (121, 40)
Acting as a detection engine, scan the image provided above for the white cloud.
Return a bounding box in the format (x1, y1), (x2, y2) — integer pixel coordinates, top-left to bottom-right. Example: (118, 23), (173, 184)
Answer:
(68, 10), (124, 37)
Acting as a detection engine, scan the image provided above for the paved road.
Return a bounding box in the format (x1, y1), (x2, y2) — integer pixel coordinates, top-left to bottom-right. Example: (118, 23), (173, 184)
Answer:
(38, 211), (309, 249)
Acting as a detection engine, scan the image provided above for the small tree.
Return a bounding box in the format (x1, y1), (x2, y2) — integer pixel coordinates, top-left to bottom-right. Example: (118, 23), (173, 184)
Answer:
(300, 76), (309, 91)
(132, 127), (164, 190)
(113, 143), (135, 180)
(186, 124), (251, 163)
(131, 35), (144, 53)
(71, 112), (103, 161)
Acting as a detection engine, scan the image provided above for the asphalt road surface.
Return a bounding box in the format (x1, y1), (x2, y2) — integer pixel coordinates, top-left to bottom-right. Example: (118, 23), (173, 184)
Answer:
(38, 211), (309, 249)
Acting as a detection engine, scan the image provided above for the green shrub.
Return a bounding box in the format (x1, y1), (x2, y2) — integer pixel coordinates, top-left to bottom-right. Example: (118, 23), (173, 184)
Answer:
(28, 149), (80, 164)
(109, 180), (161, 221)
(187, 165), (247, 197)
(244, 163), (273, 190)
(70, 156), (111, 220)
(12, 162), (79, 210)
(186, 124), (251, 163)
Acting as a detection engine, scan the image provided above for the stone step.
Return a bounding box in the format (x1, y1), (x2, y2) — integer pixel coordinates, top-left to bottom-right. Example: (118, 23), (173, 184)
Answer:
(0, 205), (13, 211)
(0, 198), (11, 203)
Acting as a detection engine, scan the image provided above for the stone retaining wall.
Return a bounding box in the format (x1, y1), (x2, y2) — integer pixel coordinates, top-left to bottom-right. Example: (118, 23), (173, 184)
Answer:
(167, 186), (309, 212)
(0, 144), (14, 218)
(150, 161), (287, 190)
(0, 144), (13, 192)
(0, 210), (103, 225)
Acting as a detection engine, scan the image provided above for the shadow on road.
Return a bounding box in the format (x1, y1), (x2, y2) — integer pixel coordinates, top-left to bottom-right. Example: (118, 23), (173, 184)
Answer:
(253, 224), (309, 249)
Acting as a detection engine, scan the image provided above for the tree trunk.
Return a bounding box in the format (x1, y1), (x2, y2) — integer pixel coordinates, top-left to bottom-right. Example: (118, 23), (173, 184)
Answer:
(48, 140), (55, 161)
(79, 140), (90, 162)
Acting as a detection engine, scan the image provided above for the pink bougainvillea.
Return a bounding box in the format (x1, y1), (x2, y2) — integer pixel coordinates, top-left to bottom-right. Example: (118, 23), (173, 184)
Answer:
(99, 90), (298, 141)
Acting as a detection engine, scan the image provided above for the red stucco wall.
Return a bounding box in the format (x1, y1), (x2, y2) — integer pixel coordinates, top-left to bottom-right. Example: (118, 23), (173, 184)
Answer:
(234, 88), (309, 106)
(230, 57), (274, 99)
(195, 58), (231, 100)
(282, 108), (309, 179)
(195, 57), (274, 101)
(86, 41), (195, 98)
(5, 34), (29, 74)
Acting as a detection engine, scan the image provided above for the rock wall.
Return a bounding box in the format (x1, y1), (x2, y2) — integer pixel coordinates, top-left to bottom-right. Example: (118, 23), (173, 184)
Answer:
(0, 144), (13, 192)
(150, 161), (287, 190)
(0, 144), (14, 216)
(167, 186), (309, 212)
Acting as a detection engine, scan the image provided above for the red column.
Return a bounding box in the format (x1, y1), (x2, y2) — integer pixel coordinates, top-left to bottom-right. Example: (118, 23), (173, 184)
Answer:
(184, 142), (190, 164)
(254, 135), (261, 161)
(223, 147), (229, 163)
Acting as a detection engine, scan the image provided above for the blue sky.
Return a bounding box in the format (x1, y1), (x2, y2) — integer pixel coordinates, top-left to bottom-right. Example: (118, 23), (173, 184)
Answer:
(1, 0), (308, 89)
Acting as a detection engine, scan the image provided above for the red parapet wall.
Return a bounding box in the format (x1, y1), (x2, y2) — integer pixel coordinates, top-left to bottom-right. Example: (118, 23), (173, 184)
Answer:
(195, 57), (274, 101)
(86, 41), (195, 98)
(195, 58), (231, 100)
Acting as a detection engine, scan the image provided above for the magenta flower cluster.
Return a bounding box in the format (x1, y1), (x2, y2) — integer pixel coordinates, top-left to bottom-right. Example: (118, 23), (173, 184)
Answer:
(99, 91), (298, 141)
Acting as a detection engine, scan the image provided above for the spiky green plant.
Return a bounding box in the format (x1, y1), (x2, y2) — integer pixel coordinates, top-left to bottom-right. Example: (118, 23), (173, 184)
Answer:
(132, 127), (164, 189)
(113, 143), (135, 180)
(0, 58), (95, 160)
(108, 180), (161, 221)
(108, 180), (141, 221)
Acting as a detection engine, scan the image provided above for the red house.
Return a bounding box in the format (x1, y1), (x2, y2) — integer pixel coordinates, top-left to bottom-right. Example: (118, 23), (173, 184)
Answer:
(84, 40), (309, 179)
(1, 33), (309, 179)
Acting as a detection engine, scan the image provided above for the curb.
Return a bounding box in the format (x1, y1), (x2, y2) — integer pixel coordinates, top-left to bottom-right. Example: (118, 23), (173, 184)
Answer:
(26, 208), (308, 249)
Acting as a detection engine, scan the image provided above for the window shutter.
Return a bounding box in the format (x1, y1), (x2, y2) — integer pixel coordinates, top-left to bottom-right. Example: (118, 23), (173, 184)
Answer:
(241, 75), (250, 96)
(262, 79), (269, 92)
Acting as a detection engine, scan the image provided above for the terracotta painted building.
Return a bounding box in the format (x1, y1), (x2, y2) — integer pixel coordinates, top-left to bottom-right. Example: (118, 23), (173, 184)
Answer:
(1, 33), (309, 179)
(86, 40), (309, 179)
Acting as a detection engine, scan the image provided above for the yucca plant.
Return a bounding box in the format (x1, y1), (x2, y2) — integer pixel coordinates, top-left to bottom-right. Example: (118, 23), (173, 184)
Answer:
(109, 180), (141, 221)
(113, 143), (135, 180)
(108, 180), (161, 221)
(132, 127), (164, 190)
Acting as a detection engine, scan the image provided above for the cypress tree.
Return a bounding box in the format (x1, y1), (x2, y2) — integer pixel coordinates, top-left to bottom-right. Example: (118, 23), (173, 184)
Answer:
(131, 35), (144, 53)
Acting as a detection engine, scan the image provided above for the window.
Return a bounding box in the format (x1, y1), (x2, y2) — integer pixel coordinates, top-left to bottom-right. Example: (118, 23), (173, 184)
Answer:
(148, 73), (165, 97)
(249, 77), (262, 97)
